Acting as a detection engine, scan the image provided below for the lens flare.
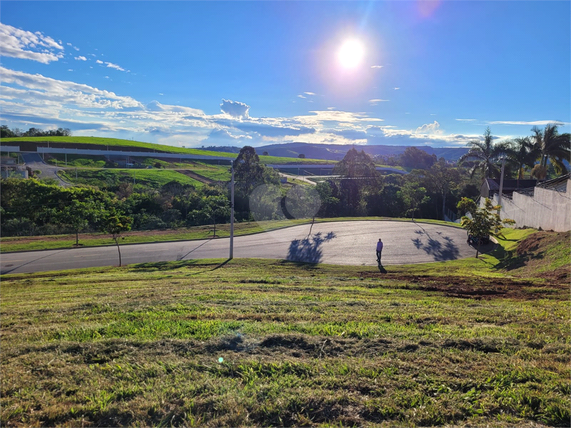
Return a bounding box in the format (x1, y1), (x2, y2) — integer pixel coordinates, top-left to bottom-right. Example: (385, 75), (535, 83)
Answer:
(337, 39), (365, 69)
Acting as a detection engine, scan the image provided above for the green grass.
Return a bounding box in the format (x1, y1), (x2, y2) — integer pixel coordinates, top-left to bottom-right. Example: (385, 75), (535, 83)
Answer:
(1, 136), (332, 165)
(58, 168), (204, 189)
(1, 247), (569, 427)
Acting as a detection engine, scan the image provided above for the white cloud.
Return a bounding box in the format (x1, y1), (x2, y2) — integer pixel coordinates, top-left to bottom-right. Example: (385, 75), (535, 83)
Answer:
(105, 61), (126, 72)
(488, 120), (567, 126)
(415, 121), (441, 134)
(0, 67), (143, 110)
(371, 65), (383, 69)
(96, 60), (103, 64)
(75, 56), (87, 61)
(455, 118), (477, 122)
(369, 99), (389, 106)
(0, 23), (64, 64)
(220, 99), (250, 119)
(297, 94), (306, 99)
(304, 92), (316, 96)
(394, 87), (400, 90)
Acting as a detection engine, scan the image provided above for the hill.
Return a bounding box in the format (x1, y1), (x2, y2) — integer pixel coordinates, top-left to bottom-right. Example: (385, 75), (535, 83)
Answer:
(1, 228), (569, 427)
(0, 137), (329, 165)
(254, 143), (469, 162)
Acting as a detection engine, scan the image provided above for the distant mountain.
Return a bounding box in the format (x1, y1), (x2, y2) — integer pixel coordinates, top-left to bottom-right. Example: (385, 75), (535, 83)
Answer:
(255, 143), (469, 162)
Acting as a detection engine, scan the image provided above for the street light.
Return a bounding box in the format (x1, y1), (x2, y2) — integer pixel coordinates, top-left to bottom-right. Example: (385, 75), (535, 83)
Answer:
(229, 160), (235, 259)
(497, 156), (506, 217)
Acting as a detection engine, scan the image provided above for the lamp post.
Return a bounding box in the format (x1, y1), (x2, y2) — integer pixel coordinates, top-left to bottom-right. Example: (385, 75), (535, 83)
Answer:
(497, 156), (506, 217)
(229, 160), (235, 259)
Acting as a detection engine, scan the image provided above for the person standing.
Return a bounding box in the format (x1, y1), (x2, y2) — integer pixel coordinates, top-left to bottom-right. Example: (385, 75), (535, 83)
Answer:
(376, 238), (383, 264)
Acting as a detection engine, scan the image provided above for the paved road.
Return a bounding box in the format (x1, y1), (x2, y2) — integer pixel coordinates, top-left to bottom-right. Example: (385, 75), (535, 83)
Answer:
(21, 152), (70, 187)
(0, 221), (473, 275)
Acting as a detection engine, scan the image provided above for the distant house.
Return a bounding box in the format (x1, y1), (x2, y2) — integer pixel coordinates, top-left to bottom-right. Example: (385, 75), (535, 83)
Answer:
(480, 178), (537, 199)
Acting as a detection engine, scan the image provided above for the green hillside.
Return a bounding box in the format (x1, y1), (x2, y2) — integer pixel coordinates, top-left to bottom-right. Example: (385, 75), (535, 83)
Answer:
(0, 136), (331, 165)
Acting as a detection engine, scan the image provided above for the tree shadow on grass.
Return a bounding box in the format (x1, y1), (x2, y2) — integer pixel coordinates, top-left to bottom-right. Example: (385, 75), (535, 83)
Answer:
(287, 231), (336, 265)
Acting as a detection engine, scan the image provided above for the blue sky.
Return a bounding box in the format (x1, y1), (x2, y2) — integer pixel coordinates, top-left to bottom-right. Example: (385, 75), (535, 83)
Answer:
(1, 1), (570, 149)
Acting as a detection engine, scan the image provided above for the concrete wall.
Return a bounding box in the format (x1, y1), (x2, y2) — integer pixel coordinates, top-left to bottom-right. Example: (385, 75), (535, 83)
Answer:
(0, 146), (21, 152)
(489, 178), (571, 232)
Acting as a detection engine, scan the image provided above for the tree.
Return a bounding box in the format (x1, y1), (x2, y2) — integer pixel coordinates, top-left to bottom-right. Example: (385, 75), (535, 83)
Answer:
(188, 194), (230, 237)
(59, 199), (102, 246)
(530, 124), (571, 180)
(504, 137), (539, 185)
(422, 160), (462, 220)
(298, 153), (306, 159)
(332, 148), (382, 216)
(398, 181), (429, 220)
(232, 146), (280, 218)
(459, 128), (505, 179)
(0, 125), (16, 138)
(101, 208), (132, 267)
(457, 197), (514, 258)
(399, 147), (437, 169)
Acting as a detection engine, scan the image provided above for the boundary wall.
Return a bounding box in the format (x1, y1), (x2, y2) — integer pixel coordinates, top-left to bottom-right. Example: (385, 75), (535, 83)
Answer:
(488, 178), (571, 232)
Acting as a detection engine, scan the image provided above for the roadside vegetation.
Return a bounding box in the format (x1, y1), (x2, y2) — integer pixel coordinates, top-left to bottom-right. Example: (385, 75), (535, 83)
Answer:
(1, 229), (569, 427)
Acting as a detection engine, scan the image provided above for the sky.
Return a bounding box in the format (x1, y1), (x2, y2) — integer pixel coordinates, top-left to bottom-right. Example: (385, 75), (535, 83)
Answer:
(1, 1), (570, 149)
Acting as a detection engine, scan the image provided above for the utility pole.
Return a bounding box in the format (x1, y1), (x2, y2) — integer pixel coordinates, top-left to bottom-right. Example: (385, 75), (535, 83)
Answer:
(230, 160), (235, 259)
(498, 157), (505, 217)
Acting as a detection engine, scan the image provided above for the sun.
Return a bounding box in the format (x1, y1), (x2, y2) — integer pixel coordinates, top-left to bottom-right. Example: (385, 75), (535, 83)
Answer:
(337, 39), (365, 69)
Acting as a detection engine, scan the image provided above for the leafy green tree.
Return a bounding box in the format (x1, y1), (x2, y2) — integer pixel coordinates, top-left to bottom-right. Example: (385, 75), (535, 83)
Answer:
(459, 128), (505, 179)
(398, 181), (429, 220)
(59, 199), (102, 246)
(530, 124), (571, 179)
(1, 125), (16, 138)
(457, 197), (514, 258)
(399, 147), (437, 169)
(315, 181), (340, 218)
(504, 137), (539, 185)
(101, 208), (132, 267)
(188, 194), (230, 237)
(332, 148), (382, 216)
(422, 160), (462, 220)
(232, 146), (280, 218)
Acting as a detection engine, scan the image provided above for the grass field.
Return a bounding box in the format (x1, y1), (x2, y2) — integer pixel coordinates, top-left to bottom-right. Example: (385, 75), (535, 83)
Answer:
(1, 230), (569, 427)
(1, 137), (332, 165)
(58, 168), (205, 189)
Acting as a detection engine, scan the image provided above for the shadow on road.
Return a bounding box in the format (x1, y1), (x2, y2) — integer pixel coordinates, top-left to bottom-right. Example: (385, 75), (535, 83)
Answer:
(0, 250), (71, 275)
(287, 231), (336, 264)
(412, 229), (460, 261)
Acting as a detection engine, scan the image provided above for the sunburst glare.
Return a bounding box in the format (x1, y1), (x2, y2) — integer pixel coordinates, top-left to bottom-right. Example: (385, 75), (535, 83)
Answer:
(337, 39), (365, 69)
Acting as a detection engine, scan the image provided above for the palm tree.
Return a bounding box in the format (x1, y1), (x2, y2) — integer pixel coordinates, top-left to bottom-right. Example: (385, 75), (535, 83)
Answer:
(530, 124), (571, 180)
(459, 128), (506, 179)
(504, 137), (539, 186)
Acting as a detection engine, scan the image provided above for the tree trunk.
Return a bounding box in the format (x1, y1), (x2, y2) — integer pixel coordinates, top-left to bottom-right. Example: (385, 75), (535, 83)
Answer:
(76, 230), (79, 246)
(114, 236), (122, 266)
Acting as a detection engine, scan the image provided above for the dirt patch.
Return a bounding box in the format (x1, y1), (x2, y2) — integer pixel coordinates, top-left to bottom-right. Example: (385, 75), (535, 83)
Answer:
(358, 272), (568, 300)
(175, 169), (216, 184)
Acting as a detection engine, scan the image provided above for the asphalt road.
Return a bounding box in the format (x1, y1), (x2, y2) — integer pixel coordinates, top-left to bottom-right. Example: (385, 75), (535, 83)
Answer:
(21, 152), (70, 187)
(0, 221), (474, 275)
